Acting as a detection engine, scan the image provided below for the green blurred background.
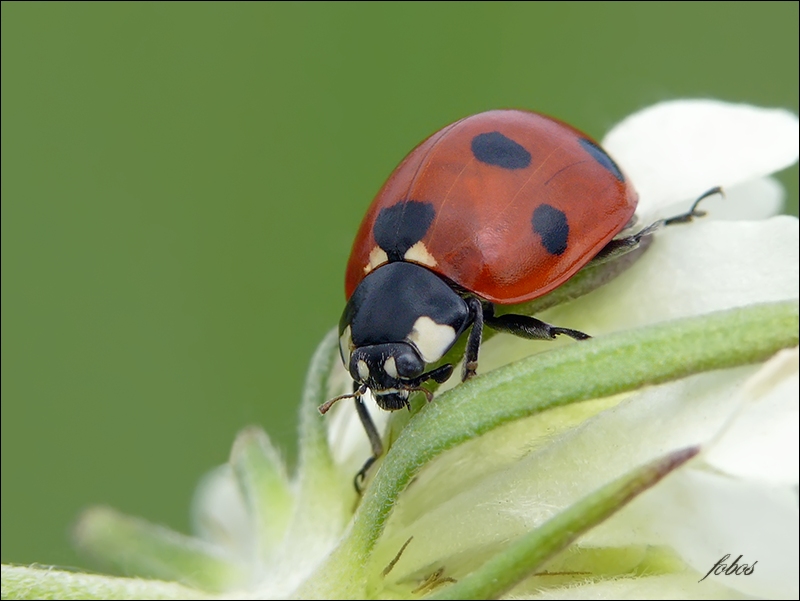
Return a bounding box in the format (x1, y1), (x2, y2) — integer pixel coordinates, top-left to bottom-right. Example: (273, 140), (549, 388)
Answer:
(2, 2), (798, 570)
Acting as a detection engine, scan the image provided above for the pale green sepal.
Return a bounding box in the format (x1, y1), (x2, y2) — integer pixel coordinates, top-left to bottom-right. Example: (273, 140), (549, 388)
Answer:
(296, 328), (344, 483)
(427, 446), (700, 600)
(272, 329), (356, 596)
(72, 507), (245, 592)
(229, 426), (294, 561)
(0, 564), (208, 600)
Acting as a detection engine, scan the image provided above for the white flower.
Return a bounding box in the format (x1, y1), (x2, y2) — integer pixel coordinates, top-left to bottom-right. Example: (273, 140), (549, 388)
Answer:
(3, 100), (797, 600)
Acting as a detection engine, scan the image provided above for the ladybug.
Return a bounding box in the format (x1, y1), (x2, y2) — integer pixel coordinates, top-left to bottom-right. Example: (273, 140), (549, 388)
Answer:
(319, 109), (717, 488)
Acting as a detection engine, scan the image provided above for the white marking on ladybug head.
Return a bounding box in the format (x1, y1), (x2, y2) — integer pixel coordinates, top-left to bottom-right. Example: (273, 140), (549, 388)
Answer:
(339, 325), (354, 363)
(373, 388), (408, 398)
(383, 356), (398, 379)
(357, 359), (370, 381)
(403, 241), (438, 268)
(364, 246), (389, 275)
(407, 316), (456, 363)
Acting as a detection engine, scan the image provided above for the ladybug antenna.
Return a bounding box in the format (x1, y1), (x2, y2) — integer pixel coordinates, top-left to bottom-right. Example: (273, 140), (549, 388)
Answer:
(318, 384), (368, 415)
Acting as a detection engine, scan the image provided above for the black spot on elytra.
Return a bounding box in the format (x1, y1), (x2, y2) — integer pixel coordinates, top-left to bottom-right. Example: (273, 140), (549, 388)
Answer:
(373, 201), (436, 261)
(532, 204), (569, 255)
(471, 132), (531, 169)
(578, 138), (625, 182)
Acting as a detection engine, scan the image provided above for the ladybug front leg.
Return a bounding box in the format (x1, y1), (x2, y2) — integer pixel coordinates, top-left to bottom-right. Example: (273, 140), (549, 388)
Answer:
(354, 390), (383, 492)
(592, 186), (722, 266)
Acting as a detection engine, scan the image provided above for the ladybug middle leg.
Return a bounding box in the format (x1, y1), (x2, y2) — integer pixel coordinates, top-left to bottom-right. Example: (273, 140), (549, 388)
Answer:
(462, 297), (590, 381)
(590, 186), (723, 266)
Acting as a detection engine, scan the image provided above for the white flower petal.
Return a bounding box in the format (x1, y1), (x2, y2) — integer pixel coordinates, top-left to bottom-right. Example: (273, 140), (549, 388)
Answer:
(191, 464), (254, 561)
(602, 100), (799, 214)
(609, 470), (799, 600)
(705, 347), (799, 484)
(586, 352), (800, 601)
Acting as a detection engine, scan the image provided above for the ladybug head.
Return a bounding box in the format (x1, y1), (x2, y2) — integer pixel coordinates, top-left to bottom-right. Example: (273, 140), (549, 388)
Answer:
(348, 343), (426, 409)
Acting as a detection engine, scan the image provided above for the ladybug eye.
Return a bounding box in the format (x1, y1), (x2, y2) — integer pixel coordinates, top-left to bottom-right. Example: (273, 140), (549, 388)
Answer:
(394, 351), (424, 379)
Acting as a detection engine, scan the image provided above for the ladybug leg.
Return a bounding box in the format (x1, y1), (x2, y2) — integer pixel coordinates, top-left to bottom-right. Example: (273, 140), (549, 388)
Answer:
(462, 299), (589, 381)
(592, 186), (723, 266)
(354, 390), (383, 493)
(462, 297), (484, 381)
(660, 185), (723, 226)
(483, 303), (590, 342)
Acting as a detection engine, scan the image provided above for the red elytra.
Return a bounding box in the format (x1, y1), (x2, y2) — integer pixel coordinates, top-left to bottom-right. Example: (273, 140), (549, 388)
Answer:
(344, 109), (638, 305)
